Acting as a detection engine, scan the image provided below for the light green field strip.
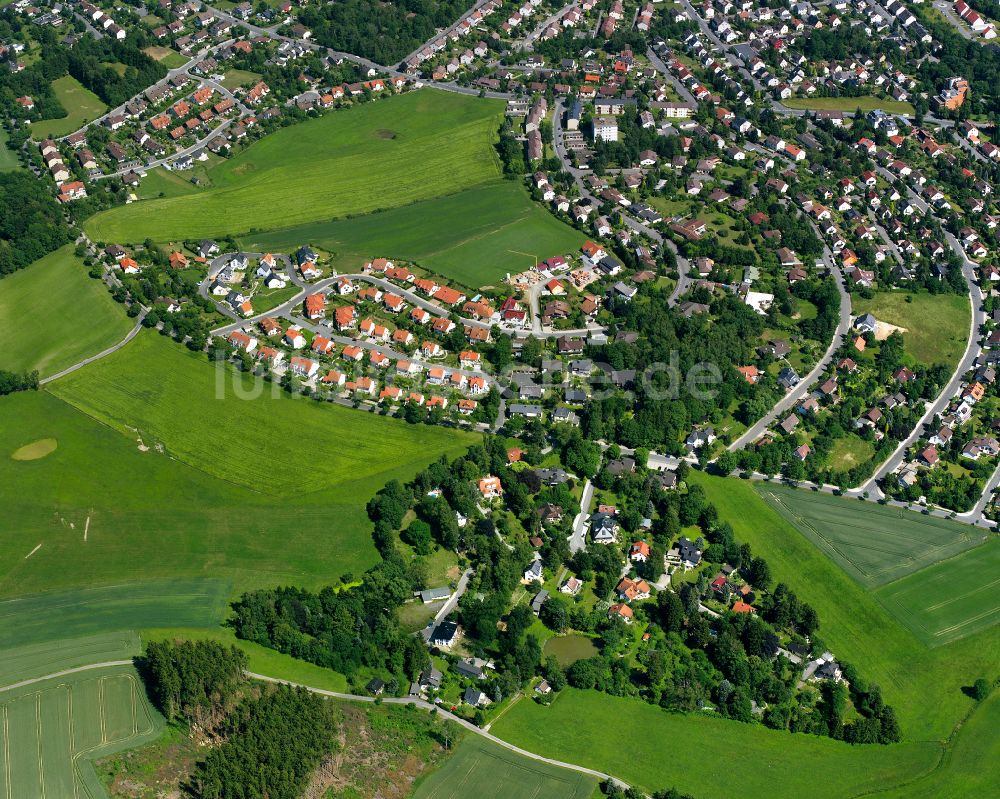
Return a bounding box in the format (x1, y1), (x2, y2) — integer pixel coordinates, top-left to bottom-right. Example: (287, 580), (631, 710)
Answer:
(85, 91), (505, 241)
(0, 245), (133, 379)
(0, 633), (139, 687)
(874, 539), (1000, 646)
(412, 735), (596, 799)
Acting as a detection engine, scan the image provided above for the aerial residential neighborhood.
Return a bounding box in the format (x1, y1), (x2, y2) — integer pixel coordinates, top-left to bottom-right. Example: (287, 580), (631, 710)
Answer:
(1, 0), (999, 796)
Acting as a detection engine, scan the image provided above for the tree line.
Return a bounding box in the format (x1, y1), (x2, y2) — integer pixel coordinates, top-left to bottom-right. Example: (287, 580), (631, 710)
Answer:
(0, 171), (73, 278)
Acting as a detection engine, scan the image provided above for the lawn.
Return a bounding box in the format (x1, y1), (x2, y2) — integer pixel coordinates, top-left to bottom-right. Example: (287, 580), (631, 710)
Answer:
(134, 165), (200, 199)
(1, 340), (474, 597)
(874, 539), (1000, 646)
(0, 665), (163, 799)
(221, 68), (262, 89)
(825, 433), (876, 473)
(782, 96), (915, 115)
(755, 482), (987, 588)
(28, 75), (108, 138)
(690, 472), (1000, 743)
(0, 128), (19, 169)
(852, 290), (970, 368)
(142, 45), (188, 68)
(245, 182), (586, 289)
(491, 689), (937, 798)
(250, 283), (298, 313)
(543, 634), (598, 667)
(85, 91), (506, 242)
(411, 735), (596, 799)
(0, 245), (134, 378)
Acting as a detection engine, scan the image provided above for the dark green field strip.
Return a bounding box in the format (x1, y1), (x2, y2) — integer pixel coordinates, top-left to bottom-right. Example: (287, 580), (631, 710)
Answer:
(874, 539), (1000, 646)
(0, 580), (229, 649)
(756, 484), (985, 588)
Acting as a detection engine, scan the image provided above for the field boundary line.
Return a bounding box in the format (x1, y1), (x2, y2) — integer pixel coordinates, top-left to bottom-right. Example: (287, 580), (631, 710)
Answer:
(2, 705), (10, 799)
(0, 662), (133, 696)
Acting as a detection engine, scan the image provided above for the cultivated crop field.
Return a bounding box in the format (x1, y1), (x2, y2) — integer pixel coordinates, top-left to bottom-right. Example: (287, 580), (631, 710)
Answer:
(874, 539), (1000, 646)
(411, 736), (596, 799)
(0, 633), (140, 687)
(756, 483), (986, 588)
(0, 666), (162, 799)
(0, 581), (229, 647)
(690, 473), (1000, 744)
(48, 332), (477, 495)
(0, 245), (133, 378)
(246, 182), (585, 289)
(29, 75), (108, 139)
(85, 91), (505, 242)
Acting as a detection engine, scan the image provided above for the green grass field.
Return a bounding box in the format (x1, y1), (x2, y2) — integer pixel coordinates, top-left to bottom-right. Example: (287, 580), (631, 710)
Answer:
(0, 580), (229, 648)
(412, 735), (596, 799)
(781, 96), (915, 115)
(492, 689), (936, 798)
(826, 433), (876, 473)
(0, 665), (163, 799)
(245, 182), (585, 288)
(0, 128), (20, 170)
(874, 539), (1000, 646)
(134, 165), (199, 199)
(543, 634), (598, 667)
(1, 335), (475, 596)
(85, 91), (505, 242)
(852, 291), (970, 368)
(142, 45), (187, 68)
(0, 245), (134, 377)
(47, 331), (477, 495)
(690, 473), (1000, 743)
(221, 69), (262, 89)
(29, 75), (108, 138)
(756, 483), (987, 588)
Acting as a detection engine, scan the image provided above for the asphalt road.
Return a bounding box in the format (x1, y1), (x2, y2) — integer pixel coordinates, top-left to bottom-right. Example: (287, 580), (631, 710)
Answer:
(855, 231), (985, 497)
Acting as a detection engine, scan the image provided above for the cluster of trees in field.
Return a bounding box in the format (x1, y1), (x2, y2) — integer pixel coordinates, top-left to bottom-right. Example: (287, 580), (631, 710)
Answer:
(299, 0), (473, 65)
(0, 171), (74, 278)
(190, 684), (338, 799)
(0, 369), (39, 396)
(231, 555), (430, 683)
(144, 639), (247, 724)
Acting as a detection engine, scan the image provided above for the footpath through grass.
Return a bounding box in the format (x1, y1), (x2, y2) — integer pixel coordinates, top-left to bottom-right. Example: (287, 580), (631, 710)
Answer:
(0, 245), (133, 377)
(85, 91), (505, 242)
(690, 473), (1000, 742)
(412, 734), (596, 799)
(852, 290), (970, 368)
(246, 182), (585, 289)
(28, 75), (108, 139)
